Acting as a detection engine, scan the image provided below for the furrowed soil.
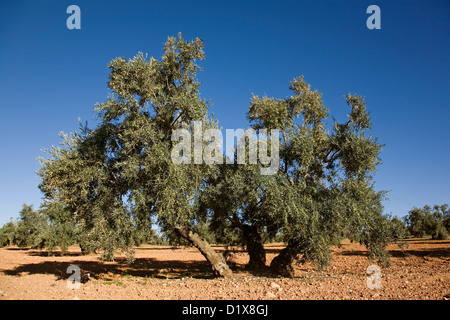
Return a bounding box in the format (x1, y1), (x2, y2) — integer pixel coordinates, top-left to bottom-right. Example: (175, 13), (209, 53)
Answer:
(0, 239), (448, 300)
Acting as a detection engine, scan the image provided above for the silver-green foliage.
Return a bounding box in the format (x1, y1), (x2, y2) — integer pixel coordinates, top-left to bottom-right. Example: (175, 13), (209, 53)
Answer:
(247, 77), (392, 272)
(38, 34), (214, 262)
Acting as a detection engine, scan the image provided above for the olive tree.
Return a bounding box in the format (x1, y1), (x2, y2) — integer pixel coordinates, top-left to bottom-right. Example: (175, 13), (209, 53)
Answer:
(13, 204), (47, 248)
(0, 220), (17, 247)
(406, 204), (449, 240)
(38, 34), (231, 276)
(245, 77), (391, 276)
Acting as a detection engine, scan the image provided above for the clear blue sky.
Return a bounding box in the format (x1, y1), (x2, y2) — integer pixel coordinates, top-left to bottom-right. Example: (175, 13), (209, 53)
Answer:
(0, 0), (449, 225)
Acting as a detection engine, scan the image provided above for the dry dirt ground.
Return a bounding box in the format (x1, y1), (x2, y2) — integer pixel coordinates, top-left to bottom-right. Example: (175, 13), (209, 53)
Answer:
(0, 239), (448, 300)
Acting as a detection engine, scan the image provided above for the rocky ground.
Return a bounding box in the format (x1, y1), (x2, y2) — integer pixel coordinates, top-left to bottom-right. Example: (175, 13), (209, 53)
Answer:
(0, 239), (448, 300)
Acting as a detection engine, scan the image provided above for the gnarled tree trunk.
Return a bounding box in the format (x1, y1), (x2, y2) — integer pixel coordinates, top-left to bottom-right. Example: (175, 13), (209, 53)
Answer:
(174, 226), (233, 278)
(241, 224), (266, 270)
(270, 239), (300, 277)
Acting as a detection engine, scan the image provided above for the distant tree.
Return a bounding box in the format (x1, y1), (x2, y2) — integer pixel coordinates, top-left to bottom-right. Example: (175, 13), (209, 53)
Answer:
(405, 204), (449, 240)
(36, 201), (78, 253)
(0, 220), (17, 247)
(191, 220), (217, 245)
(444, 206), (450, 231)
(13, 204), (47, 248)
(389, 216), (409, 240)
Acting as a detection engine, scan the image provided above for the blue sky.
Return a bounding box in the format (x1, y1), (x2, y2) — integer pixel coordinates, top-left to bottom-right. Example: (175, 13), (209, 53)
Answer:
(0, 0), (449, 225)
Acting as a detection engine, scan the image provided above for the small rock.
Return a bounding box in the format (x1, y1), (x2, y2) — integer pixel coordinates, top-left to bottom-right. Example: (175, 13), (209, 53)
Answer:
(270, 282), (281, 290)
(266, 291), (276, 299)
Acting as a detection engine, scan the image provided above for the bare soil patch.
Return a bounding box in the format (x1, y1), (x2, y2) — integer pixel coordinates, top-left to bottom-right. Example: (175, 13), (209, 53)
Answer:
(0, 239), (448, 300)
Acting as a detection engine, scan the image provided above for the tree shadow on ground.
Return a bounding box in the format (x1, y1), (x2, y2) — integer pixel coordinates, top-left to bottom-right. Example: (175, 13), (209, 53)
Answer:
(246, 266), (279, 278)
(404, 239), (450, 246)
(27, 250), (86, 257)
(389, 247), (450, 259)
(2, 245), (287, 281)
(340, 244), (450, 259)
(2, 257), (215, 281)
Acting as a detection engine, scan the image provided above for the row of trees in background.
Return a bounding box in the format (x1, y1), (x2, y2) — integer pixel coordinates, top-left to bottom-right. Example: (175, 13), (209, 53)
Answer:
(0, 204), (167, 253)
(2, 203), (447, 251)
(1, 34), (448, 277)
(405, 204), (450, 240)
(0, 202), (448, 257)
